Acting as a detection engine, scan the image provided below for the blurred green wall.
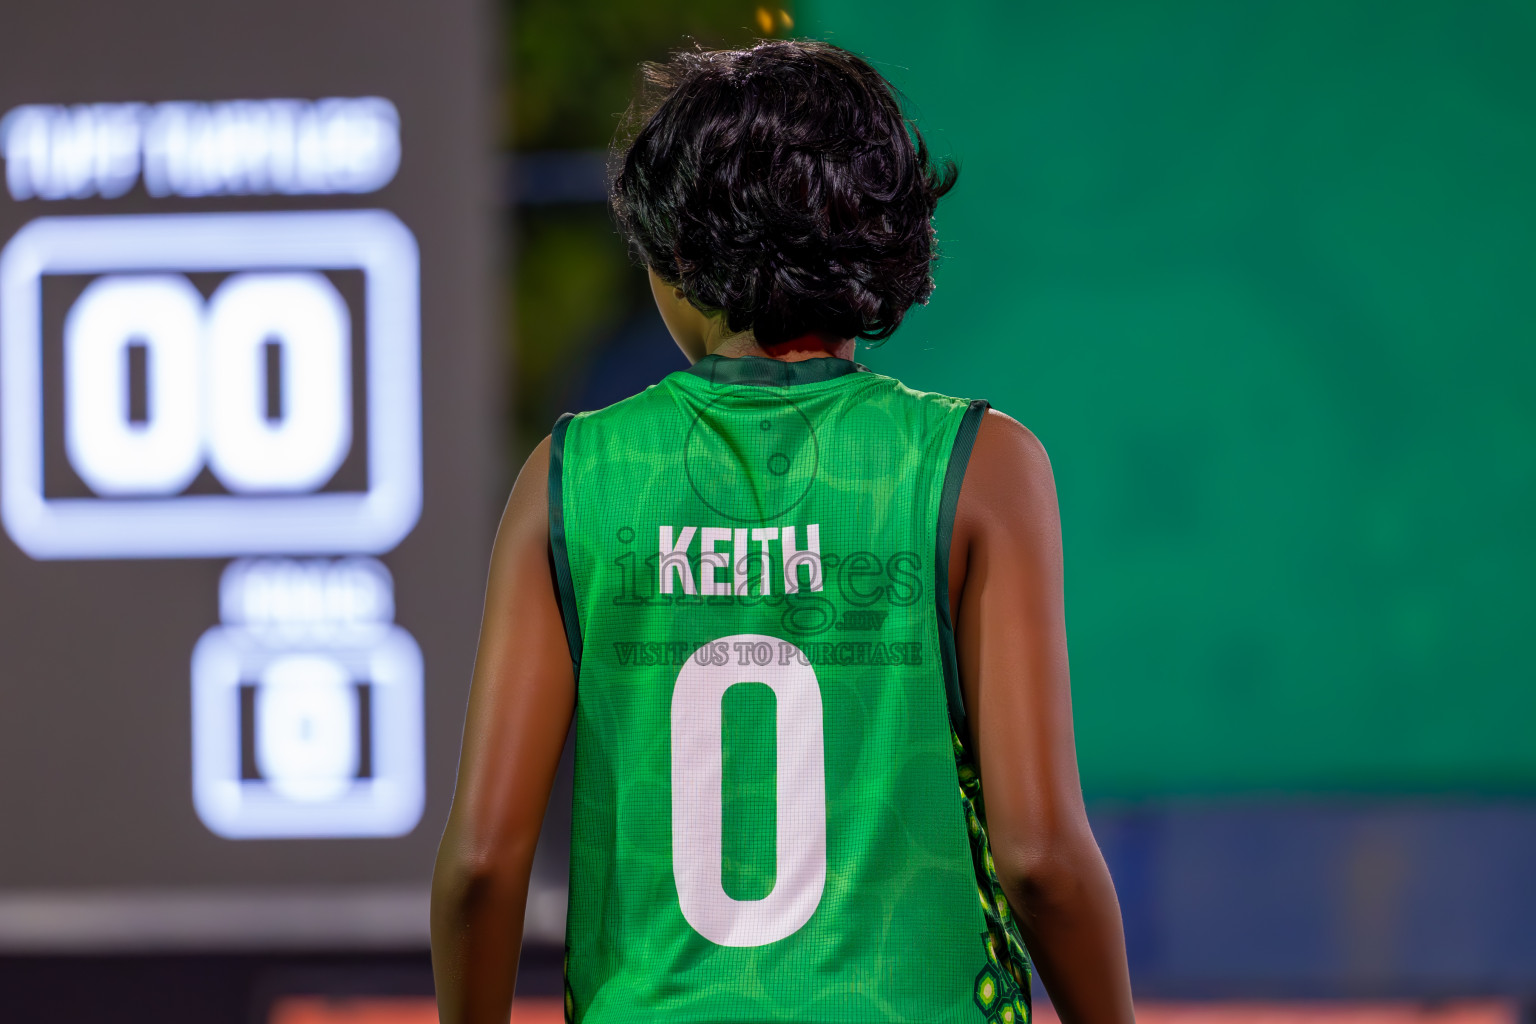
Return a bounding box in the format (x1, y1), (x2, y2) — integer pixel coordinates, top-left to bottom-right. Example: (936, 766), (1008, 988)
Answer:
(803, 0), (1536, 796)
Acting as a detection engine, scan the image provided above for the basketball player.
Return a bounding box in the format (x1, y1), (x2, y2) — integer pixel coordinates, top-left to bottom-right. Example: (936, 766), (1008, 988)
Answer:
(432, 40), (1135, 1024)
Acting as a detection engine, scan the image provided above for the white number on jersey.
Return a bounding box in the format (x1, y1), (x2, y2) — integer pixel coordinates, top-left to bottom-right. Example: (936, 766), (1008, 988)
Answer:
(670, 633), (826, 947)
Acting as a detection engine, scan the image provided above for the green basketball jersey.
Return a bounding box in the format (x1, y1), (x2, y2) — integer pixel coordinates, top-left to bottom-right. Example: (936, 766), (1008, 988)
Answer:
(549, 353), (1032, 1024)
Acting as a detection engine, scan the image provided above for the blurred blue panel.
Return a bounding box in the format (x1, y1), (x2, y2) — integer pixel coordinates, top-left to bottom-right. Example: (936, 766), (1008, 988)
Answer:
(569, 314), (688, 413)
(1094, 803), (1536, 997)
(509, 150), (610, 206)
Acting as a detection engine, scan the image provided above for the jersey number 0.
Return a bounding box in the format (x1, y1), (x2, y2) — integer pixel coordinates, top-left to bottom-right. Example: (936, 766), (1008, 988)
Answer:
(670, 634), (827, 947)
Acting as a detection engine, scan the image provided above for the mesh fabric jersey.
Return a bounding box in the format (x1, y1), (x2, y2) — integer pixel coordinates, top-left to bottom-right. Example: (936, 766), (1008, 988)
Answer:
(549, 353), (1032, 1024)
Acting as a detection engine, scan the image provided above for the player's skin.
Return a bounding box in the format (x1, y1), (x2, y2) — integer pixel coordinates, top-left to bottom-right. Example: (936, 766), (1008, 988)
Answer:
(430, 268), (1137, 1024)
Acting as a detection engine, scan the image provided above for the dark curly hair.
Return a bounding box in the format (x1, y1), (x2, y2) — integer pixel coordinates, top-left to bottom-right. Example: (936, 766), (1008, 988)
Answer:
(610, 39), (958, 347)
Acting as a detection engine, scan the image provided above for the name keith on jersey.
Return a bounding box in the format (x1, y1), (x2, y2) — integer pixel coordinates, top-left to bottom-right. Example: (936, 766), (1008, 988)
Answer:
(658, 523), (825, 597)
(645, 523), (922, 632)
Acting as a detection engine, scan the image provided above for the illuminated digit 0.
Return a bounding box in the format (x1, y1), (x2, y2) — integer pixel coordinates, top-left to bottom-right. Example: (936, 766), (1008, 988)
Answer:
(204, 272), (351, 493)
(256, 654), (358, 803)
(63, 275), (204, 496)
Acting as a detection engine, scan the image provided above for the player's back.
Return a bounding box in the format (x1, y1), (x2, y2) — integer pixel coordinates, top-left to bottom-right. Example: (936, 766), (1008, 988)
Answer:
(550, 352), (1032, 1023)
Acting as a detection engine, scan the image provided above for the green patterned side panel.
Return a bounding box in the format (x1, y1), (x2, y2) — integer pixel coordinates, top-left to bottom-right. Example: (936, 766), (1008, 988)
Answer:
(954, 726), (1033, 1024)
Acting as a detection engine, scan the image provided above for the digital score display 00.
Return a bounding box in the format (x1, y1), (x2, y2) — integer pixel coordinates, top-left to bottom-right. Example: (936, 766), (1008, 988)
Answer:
(0, 3), (496, 949)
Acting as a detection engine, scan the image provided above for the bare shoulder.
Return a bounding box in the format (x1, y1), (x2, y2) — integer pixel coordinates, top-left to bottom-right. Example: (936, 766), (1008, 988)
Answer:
(527, 434), (553, 463)
(493, 435), (553, 552)
(520, 434), (553, 493)
(961, 408), (1058, 531)
(972, 407), (1049, 469)
(949, 408), (1061, 610)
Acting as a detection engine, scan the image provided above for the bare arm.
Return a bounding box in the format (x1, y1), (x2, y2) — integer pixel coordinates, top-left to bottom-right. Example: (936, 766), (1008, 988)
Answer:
(432, 436), (575, 1024)
(949, 410), (1135, 1024)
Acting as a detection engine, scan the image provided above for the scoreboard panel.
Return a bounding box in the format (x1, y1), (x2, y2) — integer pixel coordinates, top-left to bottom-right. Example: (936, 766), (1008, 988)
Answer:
(0, 2), (497, 947)
(2, 210), (421, 558)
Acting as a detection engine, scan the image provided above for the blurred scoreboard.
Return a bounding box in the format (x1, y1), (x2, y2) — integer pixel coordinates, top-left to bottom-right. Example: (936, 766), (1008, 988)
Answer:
(0, 3), (496, 947)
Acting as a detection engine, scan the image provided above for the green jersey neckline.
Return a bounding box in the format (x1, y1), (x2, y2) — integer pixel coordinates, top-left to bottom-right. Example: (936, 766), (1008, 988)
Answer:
(680, 352), (871, 387)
